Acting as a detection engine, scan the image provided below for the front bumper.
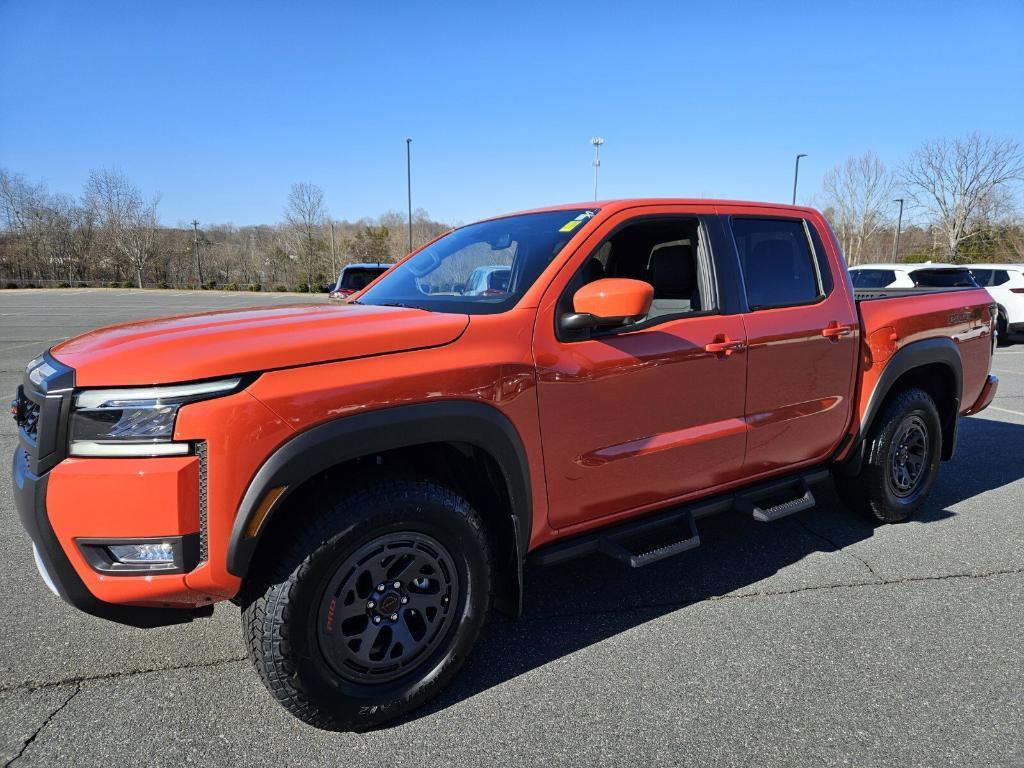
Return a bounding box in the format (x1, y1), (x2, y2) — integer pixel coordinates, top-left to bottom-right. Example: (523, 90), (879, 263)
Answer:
(13, 447), (211, 627)
(12, 353), (212, 628)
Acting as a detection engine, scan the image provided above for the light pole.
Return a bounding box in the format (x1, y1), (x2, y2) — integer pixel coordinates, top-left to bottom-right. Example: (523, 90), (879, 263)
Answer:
(406, 138), (413, 253)
(791, 153), (807, 205)
(329, 221), (337, 280)
(892, 198), (905, 261)
(591, 137), (604, 201)
(191, 219), (203, 287)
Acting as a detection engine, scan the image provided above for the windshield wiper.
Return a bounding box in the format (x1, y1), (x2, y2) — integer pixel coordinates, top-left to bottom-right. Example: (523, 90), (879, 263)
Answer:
(376, 301), (425, 310)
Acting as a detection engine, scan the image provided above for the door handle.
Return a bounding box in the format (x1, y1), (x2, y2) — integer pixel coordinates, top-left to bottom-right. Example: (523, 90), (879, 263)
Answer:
(704, 336), (746, 356)
(821, 322), (855, 339)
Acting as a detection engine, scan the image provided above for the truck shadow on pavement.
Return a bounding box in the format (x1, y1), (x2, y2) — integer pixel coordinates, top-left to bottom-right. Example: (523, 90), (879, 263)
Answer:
(404, 414), (1024, 725)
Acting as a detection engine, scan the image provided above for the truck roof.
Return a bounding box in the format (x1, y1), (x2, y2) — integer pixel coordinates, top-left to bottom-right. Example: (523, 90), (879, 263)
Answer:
(492, 198), (821, 220)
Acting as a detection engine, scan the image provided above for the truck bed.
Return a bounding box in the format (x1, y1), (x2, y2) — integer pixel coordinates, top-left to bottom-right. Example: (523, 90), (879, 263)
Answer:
(853, 285), (996, 427)
(854, 286), (981, 302)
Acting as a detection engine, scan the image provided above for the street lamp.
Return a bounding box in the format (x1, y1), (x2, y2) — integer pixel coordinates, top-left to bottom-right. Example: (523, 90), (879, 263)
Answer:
(892, 198), (905, 261)
(591, 137), (604, 201)
(406, 138), (413, 253)
(792, 153), (807, 205)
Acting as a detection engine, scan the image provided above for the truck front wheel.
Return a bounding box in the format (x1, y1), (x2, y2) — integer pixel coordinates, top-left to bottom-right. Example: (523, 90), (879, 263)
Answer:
(837, 387), (942, 523)
(241, 480), (493, 730)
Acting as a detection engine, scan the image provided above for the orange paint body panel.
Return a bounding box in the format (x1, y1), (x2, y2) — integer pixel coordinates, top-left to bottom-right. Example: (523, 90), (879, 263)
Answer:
(17, 198), (997, 626)
(52, 303), (468, 386)
(854, 288), (994, 424)
(47, 456), (206, 607)
(245, 308), (552, 550)
(174, 391), (296, 599)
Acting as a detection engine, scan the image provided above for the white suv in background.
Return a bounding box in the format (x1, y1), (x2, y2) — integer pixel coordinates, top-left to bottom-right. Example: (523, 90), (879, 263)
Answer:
(969, 264), (1024, 345)
(848, 263), (977, 289)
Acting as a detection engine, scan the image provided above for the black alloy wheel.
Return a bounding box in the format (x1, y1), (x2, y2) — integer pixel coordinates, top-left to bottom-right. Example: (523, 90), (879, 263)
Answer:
(317, 531), (460, 684)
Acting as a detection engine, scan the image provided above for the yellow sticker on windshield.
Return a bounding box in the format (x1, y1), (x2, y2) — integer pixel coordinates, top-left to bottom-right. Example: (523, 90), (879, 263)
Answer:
(559, 220), (582, 233)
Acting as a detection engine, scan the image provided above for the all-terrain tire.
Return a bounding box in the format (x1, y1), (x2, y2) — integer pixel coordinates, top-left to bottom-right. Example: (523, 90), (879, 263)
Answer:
(241, 479), (493, 731)
(836, 387), (942, 523)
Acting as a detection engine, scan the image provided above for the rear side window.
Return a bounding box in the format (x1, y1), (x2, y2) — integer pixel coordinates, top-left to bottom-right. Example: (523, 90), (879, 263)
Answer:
(911, 268), (977, 288)
(971, 269), (1010, 287)
(732, 218), (822, 310)
(851, 269), (897, 288)
(338, 267), (386, 291)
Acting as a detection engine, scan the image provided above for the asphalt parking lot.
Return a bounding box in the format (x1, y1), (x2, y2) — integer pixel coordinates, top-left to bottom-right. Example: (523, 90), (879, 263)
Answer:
(1, 289), (1022, 767)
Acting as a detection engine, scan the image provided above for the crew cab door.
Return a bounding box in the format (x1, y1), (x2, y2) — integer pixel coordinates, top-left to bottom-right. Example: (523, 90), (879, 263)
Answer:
(532, 206), (749, 531)
(724, 210), (859, 473)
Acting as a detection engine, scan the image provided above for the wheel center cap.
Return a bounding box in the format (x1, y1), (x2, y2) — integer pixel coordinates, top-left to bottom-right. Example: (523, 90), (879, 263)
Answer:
(378, 593), (400, 614)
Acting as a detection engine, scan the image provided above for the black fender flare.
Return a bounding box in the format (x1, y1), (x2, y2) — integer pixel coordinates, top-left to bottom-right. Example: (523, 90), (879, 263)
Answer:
(839, 337), (963, 474)
(226, 401), (532, 600)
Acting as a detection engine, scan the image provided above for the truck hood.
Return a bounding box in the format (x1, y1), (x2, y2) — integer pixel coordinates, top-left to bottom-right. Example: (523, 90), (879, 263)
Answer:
(51, 303), (469, 386)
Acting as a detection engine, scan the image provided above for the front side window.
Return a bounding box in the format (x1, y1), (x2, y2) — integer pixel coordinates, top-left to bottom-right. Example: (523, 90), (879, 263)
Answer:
(358, 210), (596, 314)
(732, 218), (821, 310)
(851, 269), (897, 288)
(557, 217), (714, 339)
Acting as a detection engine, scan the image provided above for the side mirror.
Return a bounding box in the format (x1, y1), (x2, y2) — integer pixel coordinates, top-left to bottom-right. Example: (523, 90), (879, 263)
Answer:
(561, 278), (653, 332)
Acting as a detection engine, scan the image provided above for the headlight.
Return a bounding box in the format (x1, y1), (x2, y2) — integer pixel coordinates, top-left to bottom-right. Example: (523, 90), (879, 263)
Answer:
(69, 377), (242, 457)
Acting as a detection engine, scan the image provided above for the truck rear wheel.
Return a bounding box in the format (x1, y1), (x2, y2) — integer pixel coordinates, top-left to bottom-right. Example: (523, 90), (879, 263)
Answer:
(241, 480), (492, 731)
(837, 387), (942, 523)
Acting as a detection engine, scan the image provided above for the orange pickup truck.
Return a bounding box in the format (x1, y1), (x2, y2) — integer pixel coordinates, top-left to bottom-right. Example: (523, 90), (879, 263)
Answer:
(13, 199), (998, 729)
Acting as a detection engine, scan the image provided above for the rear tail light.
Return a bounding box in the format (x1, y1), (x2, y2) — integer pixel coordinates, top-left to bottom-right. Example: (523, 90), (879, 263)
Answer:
(1010, 288), (1024, 294)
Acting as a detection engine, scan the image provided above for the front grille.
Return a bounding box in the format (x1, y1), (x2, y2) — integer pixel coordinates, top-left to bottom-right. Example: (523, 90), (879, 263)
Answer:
(17, 355), (75, 474)
(16, 393), (41, 441)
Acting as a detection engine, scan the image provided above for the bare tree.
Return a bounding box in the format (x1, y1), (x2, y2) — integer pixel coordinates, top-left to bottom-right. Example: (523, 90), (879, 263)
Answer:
(285, 182), (327, 290)
(0, 169), (48, 280)
(1, 166), (456, 288)
(901, 133), (1024, 261)
(84, 169), (160, 287)
(822, 152), (895, 266)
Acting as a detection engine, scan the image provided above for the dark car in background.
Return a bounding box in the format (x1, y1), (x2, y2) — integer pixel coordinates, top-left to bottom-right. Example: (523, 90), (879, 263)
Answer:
(328, 263), (391, 301)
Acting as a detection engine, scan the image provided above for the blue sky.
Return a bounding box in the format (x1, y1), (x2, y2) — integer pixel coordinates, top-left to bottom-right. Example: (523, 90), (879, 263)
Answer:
(1, 1), (1022, 227)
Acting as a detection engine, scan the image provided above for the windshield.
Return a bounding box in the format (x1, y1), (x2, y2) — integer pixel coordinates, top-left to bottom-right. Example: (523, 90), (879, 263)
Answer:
(357, 209), (597, 314)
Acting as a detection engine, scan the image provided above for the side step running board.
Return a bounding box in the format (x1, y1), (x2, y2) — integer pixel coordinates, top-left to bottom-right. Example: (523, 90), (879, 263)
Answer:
(735, 480), (816, 522)
(599, 512), (700, 568)
(529, 468), (831, 570)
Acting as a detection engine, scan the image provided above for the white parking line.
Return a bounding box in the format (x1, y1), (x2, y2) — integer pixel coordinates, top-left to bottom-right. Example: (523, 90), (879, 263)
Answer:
(989, 405), (1024, 418)
(0, 338), (60, 353)
(991, 368), (1023, 376)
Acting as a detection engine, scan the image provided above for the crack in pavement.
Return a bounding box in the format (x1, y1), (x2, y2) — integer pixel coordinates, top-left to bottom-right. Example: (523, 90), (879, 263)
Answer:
(2, 568), (1022, 696)
(522, 567), (1024, 623)
(0, 655), (247, 695)
(4, 682), (81, 767)
(790, 516), (884, 581)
